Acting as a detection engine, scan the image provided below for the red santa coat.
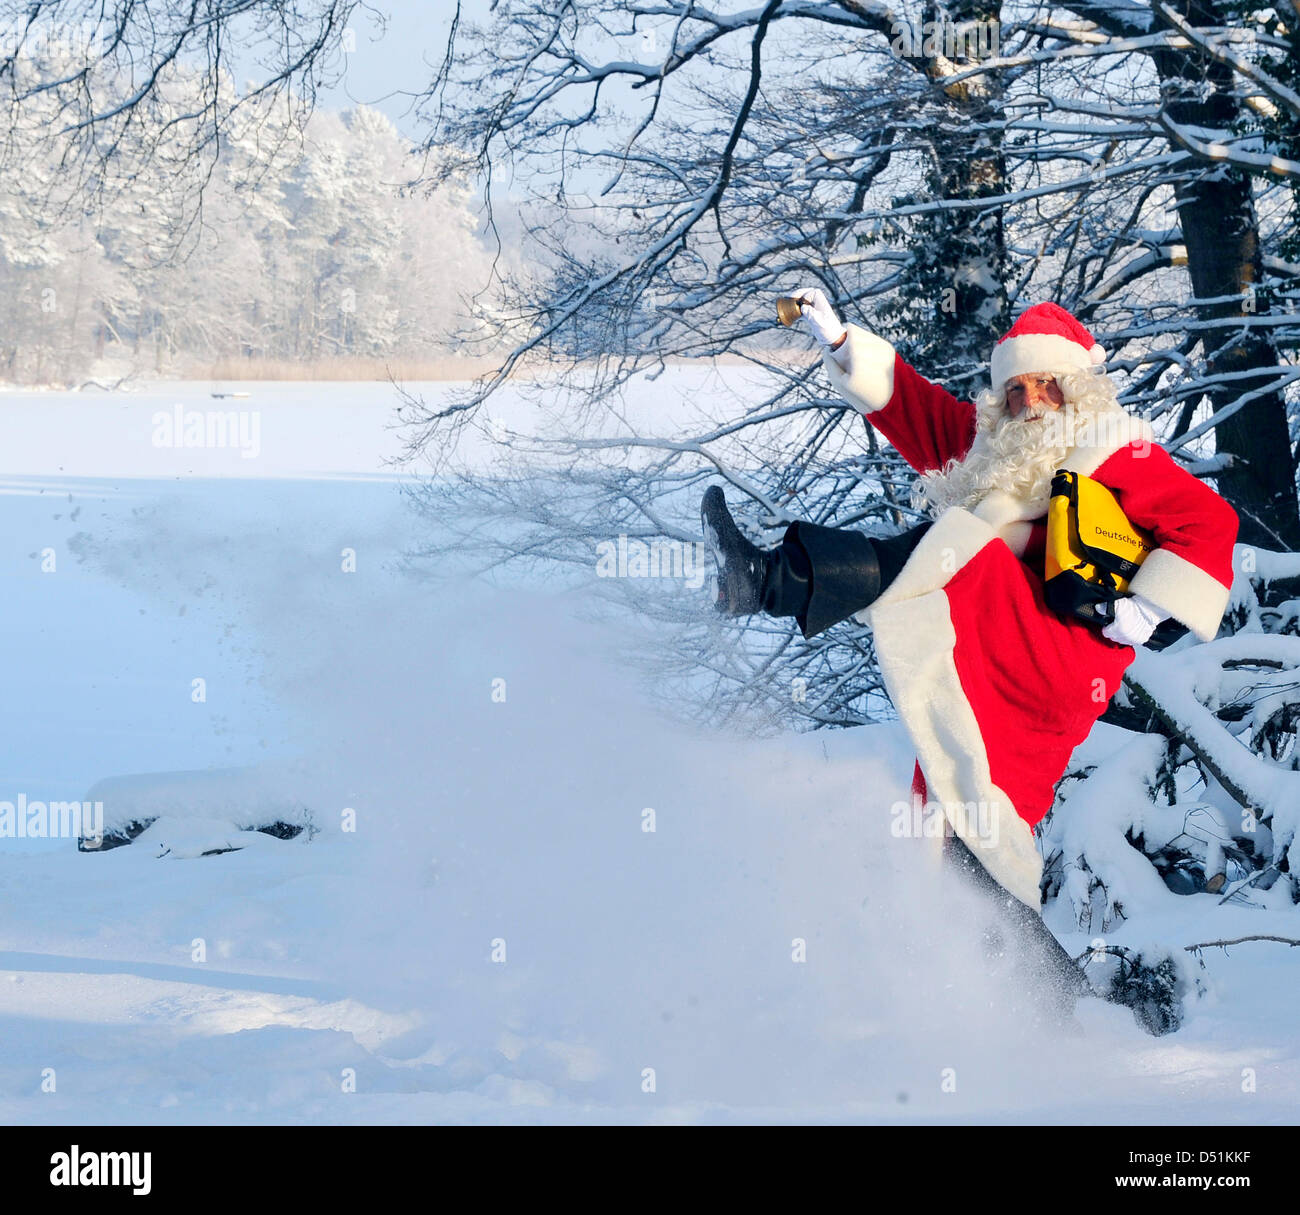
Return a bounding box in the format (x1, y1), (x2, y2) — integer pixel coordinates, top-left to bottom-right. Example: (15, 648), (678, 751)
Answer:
(823, 325), (1239, 908)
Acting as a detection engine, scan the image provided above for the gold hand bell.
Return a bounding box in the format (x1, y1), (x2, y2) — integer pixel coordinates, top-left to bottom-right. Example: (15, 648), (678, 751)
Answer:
(775, 296), (806, 327)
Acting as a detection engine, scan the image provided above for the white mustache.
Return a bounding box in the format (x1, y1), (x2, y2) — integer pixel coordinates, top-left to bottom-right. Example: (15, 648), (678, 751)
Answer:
(1015, 403), (1056, 420)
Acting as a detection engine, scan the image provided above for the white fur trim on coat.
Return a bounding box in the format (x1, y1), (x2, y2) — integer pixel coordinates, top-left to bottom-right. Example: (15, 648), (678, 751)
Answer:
(1059, 413), (1155, 477)
(820, 323), (896, 413)
(860, 507), (1047, 910)
(990, 332), (1102, 390)
(1126, 546), (1229, 642)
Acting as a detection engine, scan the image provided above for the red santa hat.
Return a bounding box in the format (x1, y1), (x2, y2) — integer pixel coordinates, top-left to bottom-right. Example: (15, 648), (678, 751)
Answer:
(989, 302), (1106, 390)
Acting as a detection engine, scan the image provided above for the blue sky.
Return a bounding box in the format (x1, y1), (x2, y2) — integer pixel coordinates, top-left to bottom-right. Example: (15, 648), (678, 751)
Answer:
(316, 0), (465, 138)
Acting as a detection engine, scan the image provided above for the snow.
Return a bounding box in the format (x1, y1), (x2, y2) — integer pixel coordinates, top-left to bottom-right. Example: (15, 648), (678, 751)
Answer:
(1129, 643), (1300, 857)
(1, 379), (1298, 1123)
(1049, 732), (1175, 929)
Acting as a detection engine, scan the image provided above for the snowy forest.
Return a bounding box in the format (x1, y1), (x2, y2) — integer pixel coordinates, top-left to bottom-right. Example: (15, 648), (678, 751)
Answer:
(0, 77), (505, 382)
(2, 0), (1300, 1131)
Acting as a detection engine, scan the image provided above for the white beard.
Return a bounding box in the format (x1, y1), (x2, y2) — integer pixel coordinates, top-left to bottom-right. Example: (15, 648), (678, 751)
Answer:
(914, 405), (1075, 517)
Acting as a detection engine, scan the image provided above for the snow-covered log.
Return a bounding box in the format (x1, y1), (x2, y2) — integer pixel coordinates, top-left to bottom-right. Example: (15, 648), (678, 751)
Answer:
(1041, 545), (1300, 938)
(78, 766), (317, 856)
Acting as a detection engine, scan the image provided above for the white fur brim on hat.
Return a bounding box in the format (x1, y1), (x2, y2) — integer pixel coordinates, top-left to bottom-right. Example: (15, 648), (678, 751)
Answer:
(990, 333), (1105, 389)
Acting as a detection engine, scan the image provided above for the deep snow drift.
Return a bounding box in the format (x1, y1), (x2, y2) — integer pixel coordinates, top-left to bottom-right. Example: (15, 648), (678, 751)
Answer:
(0, 379), (1296, 1123)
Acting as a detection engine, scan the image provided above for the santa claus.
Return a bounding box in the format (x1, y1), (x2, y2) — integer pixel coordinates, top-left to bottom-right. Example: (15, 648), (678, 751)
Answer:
(702, 291), (1239, 1019)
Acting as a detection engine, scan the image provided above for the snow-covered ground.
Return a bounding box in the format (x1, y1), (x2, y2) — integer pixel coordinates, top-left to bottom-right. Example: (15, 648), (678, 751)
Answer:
(1, 379), (1296, 1124)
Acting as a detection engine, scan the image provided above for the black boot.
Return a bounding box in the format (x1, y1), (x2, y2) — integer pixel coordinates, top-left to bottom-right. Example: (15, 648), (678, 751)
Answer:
(785, 521), (879, 638)
(701, 485), (778, 616)
(789, 519), (934, 637)
(701, 487), (931, 638)
(700, 487), (820, 624)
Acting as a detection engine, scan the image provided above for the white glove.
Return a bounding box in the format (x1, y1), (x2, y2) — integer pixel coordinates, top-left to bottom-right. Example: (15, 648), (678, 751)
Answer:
(789, 285), (847, 349)
(1102, 593), (1168, 647)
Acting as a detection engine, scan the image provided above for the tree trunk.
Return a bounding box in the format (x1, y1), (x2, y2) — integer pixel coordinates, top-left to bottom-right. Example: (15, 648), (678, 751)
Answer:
(1152, 0), (1300, 549)
(880, 0), (1009, 388)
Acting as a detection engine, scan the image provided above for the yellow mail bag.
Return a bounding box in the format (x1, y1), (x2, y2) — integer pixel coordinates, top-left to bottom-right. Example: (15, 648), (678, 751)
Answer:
(1044, 469), (1155, 626)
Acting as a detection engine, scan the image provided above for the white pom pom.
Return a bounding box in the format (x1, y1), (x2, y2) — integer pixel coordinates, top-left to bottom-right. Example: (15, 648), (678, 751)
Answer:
(1089, 342), (1105, 364)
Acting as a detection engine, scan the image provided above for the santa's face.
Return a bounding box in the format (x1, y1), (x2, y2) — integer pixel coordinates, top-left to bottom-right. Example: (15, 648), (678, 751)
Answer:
(1004, 373), (1064, 419)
